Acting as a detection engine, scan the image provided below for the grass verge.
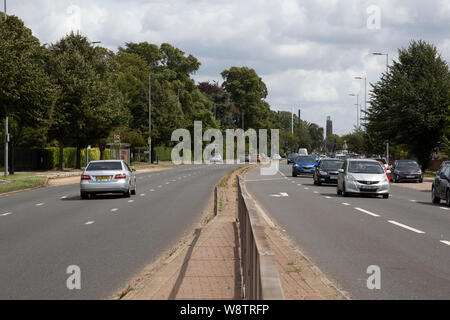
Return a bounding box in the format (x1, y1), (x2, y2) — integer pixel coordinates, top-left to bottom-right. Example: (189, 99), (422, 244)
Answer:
(0, 174), (48, 194)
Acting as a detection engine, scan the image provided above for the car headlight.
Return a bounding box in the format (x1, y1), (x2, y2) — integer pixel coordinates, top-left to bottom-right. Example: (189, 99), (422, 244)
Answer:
(319, 171), (328, 176)
(348, 175), (357, 182)
(394, 170), (399, 174)
(294, 164), (299, 168)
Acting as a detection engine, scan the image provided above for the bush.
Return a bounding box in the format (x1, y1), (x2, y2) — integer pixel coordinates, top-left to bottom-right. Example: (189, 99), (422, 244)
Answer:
(154, 146), (172, 161)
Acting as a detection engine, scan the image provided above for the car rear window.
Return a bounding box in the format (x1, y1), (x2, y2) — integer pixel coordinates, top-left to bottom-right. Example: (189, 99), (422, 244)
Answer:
(321, 160), (344, 170)
(86, 162), (123, 171)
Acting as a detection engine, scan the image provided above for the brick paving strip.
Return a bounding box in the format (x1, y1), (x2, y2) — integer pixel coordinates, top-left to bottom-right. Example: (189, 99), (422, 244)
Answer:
(119, 165), (348, 300)
(390, 177), (433, 192)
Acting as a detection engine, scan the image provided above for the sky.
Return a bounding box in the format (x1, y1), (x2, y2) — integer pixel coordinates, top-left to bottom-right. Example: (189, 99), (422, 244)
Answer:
(5, 0), (450, 135)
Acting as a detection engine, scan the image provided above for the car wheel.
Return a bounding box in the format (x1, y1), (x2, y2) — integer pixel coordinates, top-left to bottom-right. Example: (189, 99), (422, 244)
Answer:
(431, 187), (440, 204)
(317, 180), (322, 186)
(419, 179), (423, 183)
(337, 186), (342, 195)
(342, 183), (349, 197)
(447, 190), (450, 207)
(124, 188), (131, 198)
(383, 194), (389, 199)
(292, 171), (297, 177)
(80, 192), (88, 200)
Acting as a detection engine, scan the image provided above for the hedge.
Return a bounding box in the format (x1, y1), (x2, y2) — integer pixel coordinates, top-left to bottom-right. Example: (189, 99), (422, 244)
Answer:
(40, 147), (111, 170)
(154, 146), (172, 161)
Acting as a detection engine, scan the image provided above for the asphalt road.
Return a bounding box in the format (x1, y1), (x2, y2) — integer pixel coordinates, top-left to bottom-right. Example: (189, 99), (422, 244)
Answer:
(0, 164), (238, 299)
(245, 163), (450, 299)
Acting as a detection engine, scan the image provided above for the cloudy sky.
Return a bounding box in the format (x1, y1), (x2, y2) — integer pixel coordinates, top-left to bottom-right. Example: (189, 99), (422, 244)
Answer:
(7, 0), (450, 135)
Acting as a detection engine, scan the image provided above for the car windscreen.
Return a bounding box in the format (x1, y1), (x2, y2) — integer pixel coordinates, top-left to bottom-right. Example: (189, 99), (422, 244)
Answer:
(321, 160), (344, 170)
(86, 162), (123, 171)
(296, 156), (316, 163)
(348, 161), (384, 174)
(396, 161), (419, 169)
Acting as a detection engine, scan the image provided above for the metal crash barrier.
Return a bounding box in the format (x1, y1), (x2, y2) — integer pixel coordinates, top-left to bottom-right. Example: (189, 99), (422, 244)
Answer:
(237, 175), (285, 300)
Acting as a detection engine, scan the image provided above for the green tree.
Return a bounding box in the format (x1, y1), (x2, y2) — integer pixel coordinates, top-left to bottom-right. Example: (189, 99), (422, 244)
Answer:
(366, 40), (450, 169)
(0, 14), (53, 173)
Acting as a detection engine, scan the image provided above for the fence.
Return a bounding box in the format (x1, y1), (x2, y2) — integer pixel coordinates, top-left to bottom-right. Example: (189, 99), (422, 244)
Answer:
(237, 175), (284, 300)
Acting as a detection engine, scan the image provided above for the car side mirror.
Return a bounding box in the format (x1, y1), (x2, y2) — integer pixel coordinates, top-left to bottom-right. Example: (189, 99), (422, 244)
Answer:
(132, 168), (136, 172)
(386, 170), (391, 174)
(338, 169), (344, 173)
(440, 172), (447, 180)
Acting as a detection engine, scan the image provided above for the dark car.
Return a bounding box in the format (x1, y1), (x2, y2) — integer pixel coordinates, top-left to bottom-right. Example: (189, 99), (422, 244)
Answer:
(292, 155), (318, 177)
(431, 165), (450, 206)
(281, 153), (287, 159)
(313, 158), (345, 185)
(287, 153), (298, 164)
(390, 160), (423, 183)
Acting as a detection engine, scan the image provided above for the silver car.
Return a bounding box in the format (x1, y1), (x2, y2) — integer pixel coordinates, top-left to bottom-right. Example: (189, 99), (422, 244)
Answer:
(337, 159), (390, 199)
(80, 160), (137, 199)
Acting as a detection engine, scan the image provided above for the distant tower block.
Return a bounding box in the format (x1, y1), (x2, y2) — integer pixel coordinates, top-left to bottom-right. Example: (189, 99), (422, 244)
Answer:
(326, 116), (333, 138)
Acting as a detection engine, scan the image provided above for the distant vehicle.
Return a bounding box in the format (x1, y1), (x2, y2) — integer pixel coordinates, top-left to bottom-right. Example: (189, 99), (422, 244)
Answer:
(287, 153), (299, 164)
(281, 153), (287, 159)
(313, 158), (345, 185)
(292, 155), (318, 177)
(80, 160), (137, 199)
(390, 160), (423, 183)
(431, 165), (450, 206)
(298, 148), (308, 155)
(373, 158), (388, 170)
(337, 159), (390, 199)
(335, 154), (347, 160)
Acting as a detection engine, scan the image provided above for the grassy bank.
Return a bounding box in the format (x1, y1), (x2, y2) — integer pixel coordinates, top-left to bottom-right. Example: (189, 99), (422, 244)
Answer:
(0, 174), (48, 194)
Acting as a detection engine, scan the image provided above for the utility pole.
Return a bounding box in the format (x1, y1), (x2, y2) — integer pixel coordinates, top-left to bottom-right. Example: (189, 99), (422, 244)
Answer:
(354, 77), (366, 127)
(242, 111), (244, 130)
(291, 107), (294, 135)
(3, 0), (8, 177)
(148, 74), (152, 164)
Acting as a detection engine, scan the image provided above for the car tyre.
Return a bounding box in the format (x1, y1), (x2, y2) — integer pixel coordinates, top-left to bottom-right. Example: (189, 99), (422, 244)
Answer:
(342, 183), (349, 197)
(431, 187), (440, 204)
(124, 188), (131, 198)
(292, 171), (297, 177)
(383, 194), (389, 199)
(446, 190), (450, 207)
(337, 186), (342, 196)
(80, 192), (88, 200)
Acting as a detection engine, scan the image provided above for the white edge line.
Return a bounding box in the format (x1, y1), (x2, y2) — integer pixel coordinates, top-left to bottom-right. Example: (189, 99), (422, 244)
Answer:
(440, 240), (450, 246)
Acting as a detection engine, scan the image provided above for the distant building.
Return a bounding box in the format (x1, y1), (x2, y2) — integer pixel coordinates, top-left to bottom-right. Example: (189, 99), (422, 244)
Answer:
(326, 116), (333, 138)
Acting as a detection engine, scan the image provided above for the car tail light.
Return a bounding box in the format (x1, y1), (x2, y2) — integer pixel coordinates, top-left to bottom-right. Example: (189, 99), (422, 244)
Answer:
(114, 173), (127, 179)
(81, 175), (91, 181)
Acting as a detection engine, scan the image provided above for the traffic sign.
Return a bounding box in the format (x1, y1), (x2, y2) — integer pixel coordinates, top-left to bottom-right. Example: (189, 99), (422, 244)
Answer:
(114, 134), (120, 143)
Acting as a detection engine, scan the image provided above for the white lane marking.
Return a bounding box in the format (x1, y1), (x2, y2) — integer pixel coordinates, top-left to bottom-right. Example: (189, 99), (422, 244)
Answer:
(280, 192), (289, 197)
(140, 193), (145, 196)
(354, 207), (380, 217)
(440, 207), (450, 211)
(85, 221), (95, 225)
(128, 200), (134, 203)
(409, 200), (417, 203)
(270, 192), (289, 197)
(325, 196), (332, 199)
(61, 196), (67, 199)
(1, 212), (12, 217)
(342, 203), (351, 206)
(388, 220), (425, 234)
(111, 208), (118, 212)
(150, 189), (155, 192)
(304, 187), (309, 190)
(165, 182), (170, 185)
(297, 184), (302, 186)
(158, 185), (163, 188)
(36, 203), (44, 206)
(313, 191), (319, 194)
(172, 180), (176, 182)
(291, 181), (296, 183)
(440, 240), (450, 246)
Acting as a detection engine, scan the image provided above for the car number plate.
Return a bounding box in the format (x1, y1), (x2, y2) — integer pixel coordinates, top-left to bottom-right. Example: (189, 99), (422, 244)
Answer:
(96, 176), (111, 181)
(406, 176), (414, 178)
(330, 176), (337, 180)
(360, 185), (376, 190)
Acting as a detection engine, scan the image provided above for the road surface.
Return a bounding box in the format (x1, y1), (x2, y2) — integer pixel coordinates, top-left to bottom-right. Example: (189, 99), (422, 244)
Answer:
(0, 164), (237, 299)
(245, 163), (450, 299)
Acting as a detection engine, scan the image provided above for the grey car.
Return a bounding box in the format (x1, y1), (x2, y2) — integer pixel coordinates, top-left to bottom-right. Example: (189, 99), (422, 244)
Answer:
(80, 160), (137, 199)
(337, 159), (390, 199)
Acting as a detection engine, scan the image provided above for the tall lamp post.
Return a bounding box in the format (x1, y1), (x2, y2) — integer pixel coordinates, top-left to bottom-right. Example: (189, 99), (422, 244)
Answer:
(3, 0), (7, 176)
(354, 76), (366, 127)
(349, 94), (359, 129)
(148, 73), (152, 163)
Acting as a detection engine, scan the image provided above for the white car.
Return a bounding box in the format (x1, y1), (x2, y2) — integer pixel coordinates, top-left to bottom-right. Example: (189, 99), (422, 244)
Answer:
(80, 160), (137, 199)
(337, 159), (390, 199)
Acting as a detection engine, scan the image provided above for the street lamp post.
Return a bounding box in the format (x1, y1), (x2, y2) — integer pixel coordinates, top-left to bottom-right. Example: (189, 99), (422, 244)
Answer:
(3, 0), (7, 177)
(354, 77), (367, 127)
(349, 94), (359, 129)
(148, 74), (152, 164)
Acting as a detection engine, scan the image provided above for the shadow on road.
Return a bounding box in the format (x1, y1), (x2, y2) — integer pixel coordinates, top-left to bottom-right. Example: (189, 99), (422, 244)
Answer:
(61, 194), (126, 201)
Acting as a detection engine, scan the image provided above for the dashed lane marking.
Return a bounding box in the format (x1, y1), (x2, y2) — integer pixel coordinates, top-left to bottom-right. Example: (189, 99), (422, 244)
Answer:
(85, 221), (95, 225)
(354, 207), (380, 217)
(388, 220), (425, 234)
(440, 240), (450, 246)
(36, 203), (44, 206)
(1, 212), (12, 217)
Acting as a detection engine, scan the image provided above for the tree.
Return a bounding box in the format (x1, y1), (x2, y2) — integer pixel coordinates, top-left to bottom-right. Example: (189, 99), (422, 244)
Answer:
(47, 32), (129, 169)
(366, 40), (450, 168)
(0, 14), (53, 173)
